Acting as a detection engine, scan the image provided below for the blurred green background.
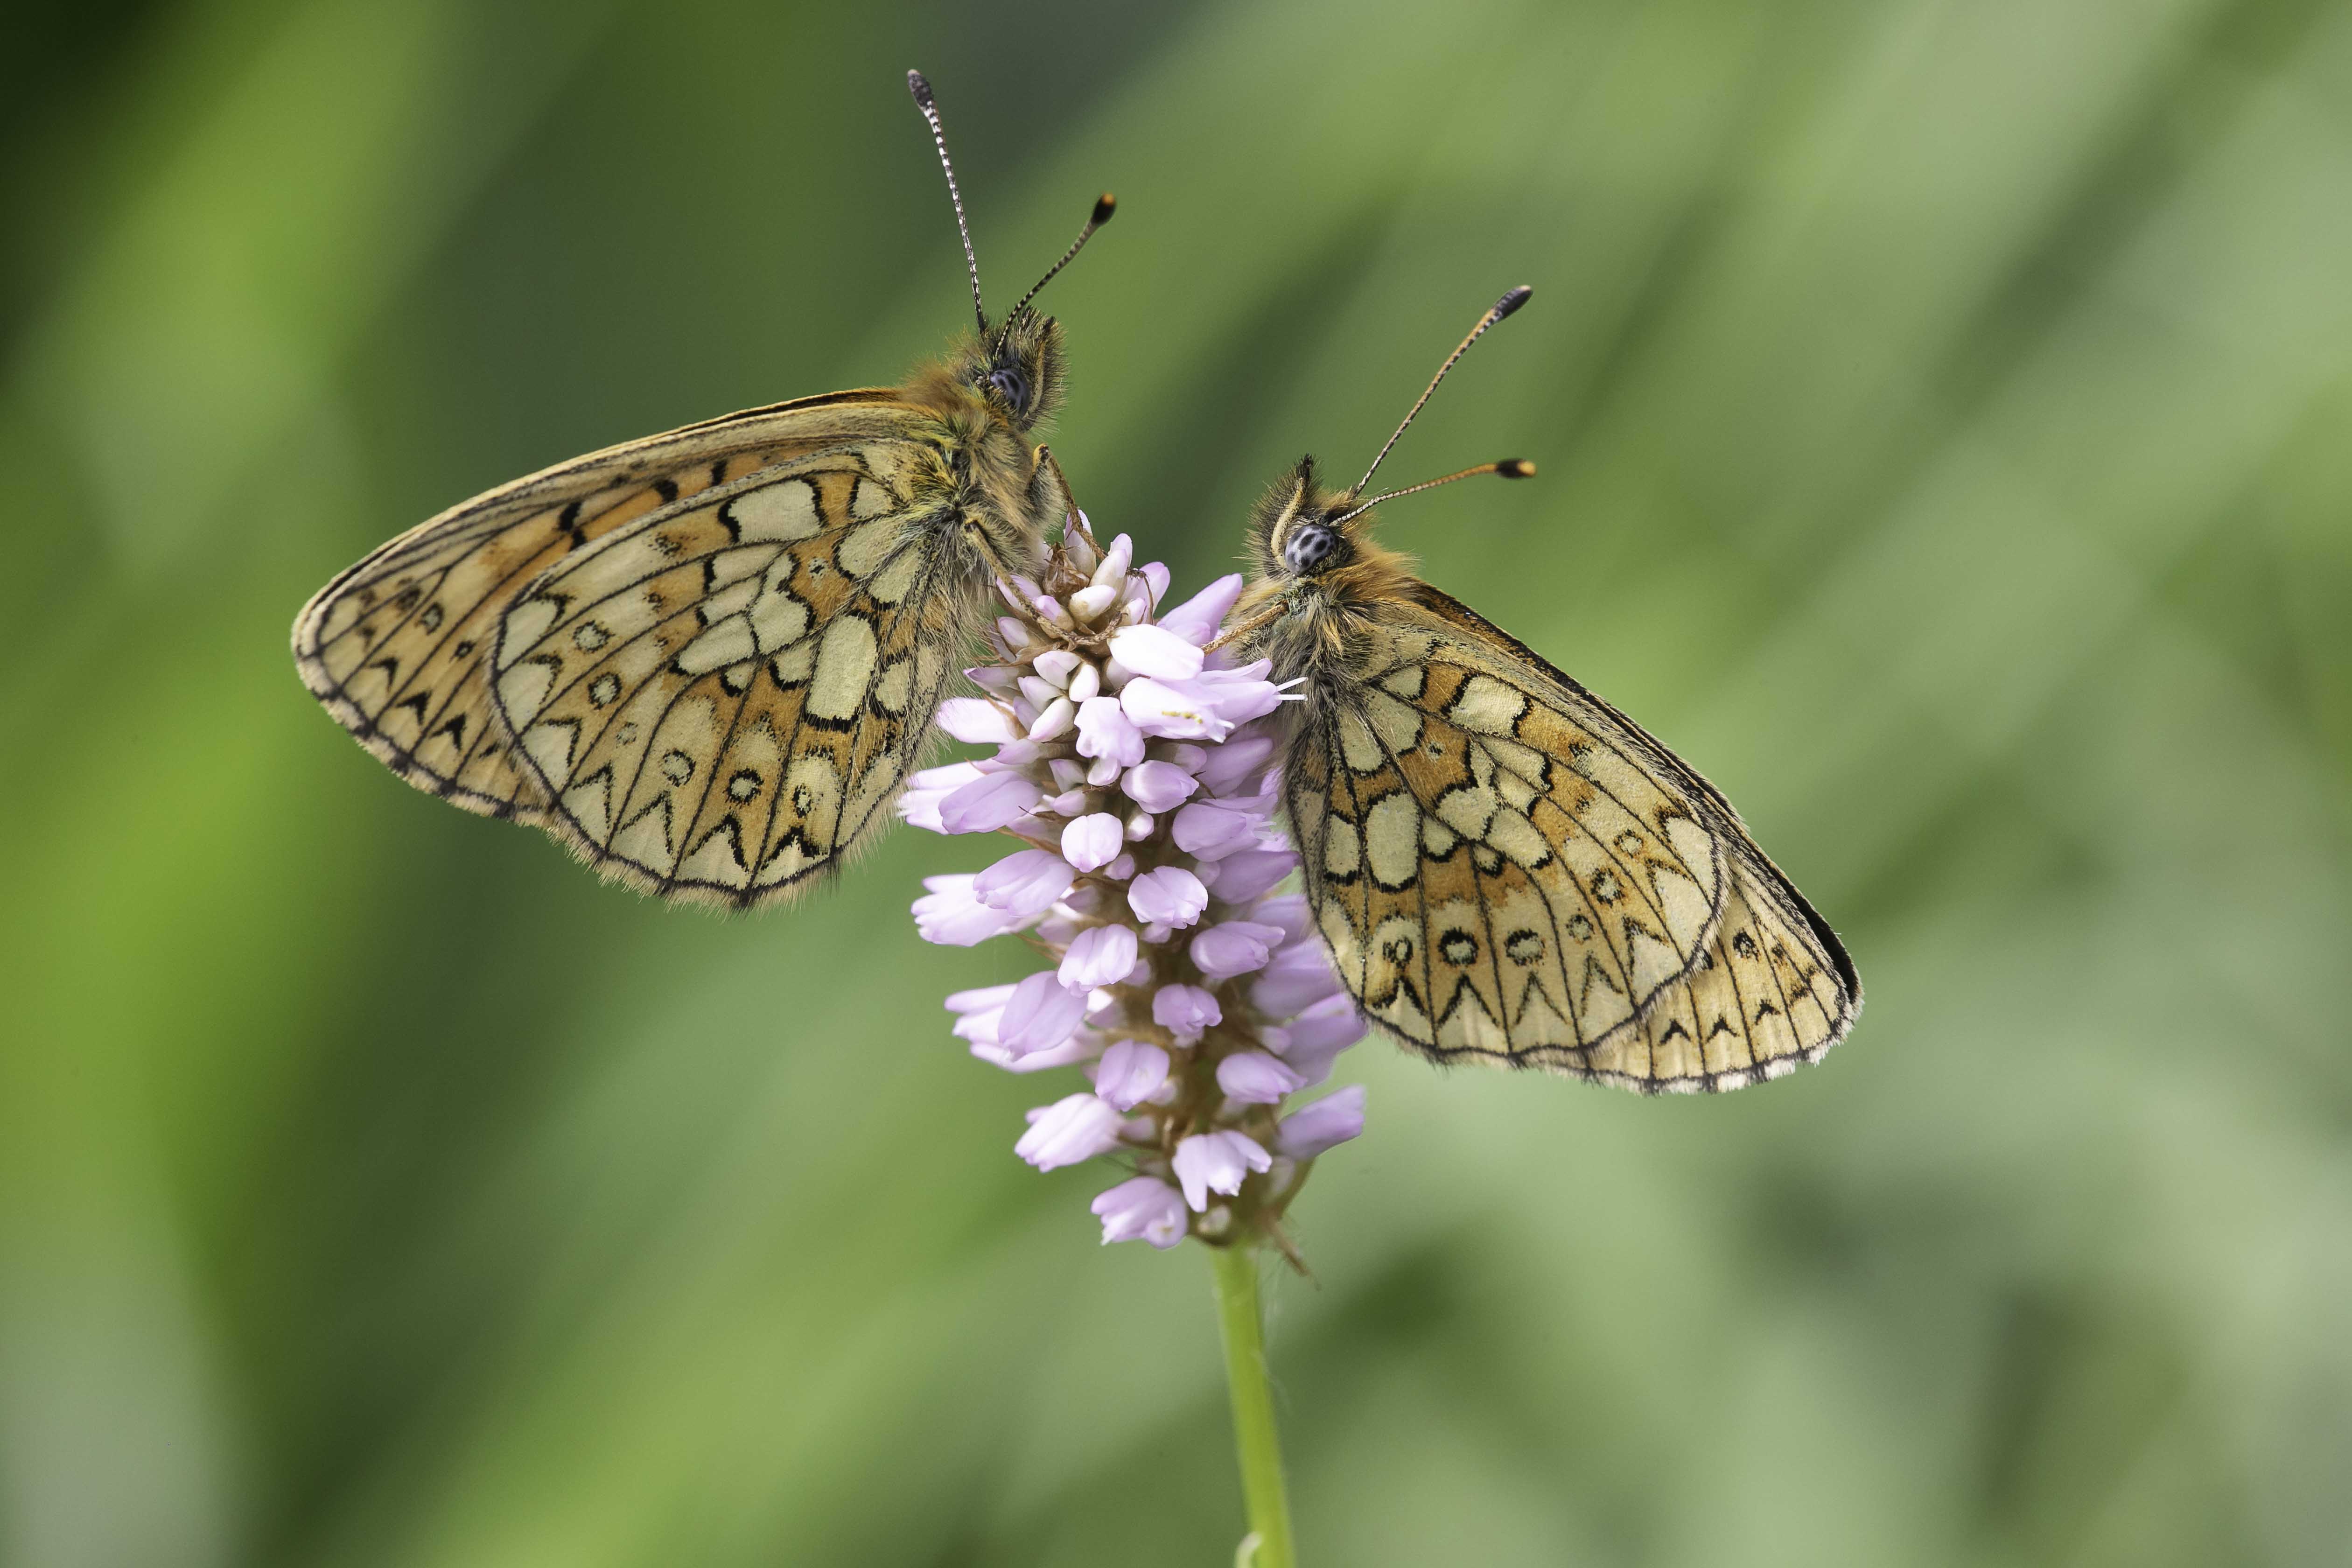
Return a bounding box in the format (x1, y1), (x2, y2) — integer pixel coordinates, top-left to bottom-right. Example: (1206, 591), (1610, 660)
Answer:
(5, 0), (2350, 1564)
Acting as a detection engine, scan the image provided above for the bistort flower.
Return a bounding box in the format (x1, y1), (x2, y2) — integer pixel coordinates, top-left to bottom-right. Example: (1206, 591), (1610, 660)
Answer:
(904, 515), (1367, 1253)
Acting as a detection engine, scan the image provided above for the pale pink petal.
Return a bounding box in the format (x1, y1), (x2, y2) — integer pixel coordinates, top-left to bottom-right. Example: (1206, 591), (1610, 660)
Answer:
(1107, 623), (1205, 681)
(1121, 760), (1200, 813)
(1093, 1040), (1170, 1111)
(1015, 1093), (1124, 1170)
(1075, 696), (1147, 767)
(913, 875), (1030, 946)
(1092, 1175), (1188, 1247)
(1128, 866), (1209, 929)
(1060, 812), (1124, 873)
(1202, 848), (1295, 903)
(973, 848), (1076, 915)
(935, 697), (1020, 744)
(1190, 919), (1287, 981)
(997, 971), (1087, 1056)
(1217, 1050), (1304, 1105)
(1275, 1085), (1366, 1158)
(1059, 924), (1140, 989)
(1171, 1130), (1271, 1211)
(1171, 800), (1261, 859)
(1156, 573), (1245, 645)
(1152, 983), (1221, 1042)
(938, 770), (1043, 833)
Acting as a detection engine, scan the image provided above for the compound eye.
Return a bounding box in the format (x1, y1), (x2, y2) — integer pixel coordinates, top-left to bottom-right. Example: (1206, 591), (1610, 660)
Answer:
(985, 364), (1031, 413)
(1281, 522), (1339, 574)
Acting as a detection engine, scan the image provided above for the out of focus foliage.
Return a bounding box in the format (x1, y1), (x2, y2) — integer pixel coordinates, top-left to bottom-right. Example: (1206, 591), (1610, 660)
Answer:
(3, 2), (2349, 1564)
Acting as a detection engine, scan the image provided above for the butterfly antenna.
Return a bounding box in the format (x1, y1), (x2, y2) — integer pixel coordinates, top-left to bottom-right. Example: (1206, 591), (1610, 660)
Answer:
(1332, 460), (1535, 528)
(1354, 285), (1532, 494)
(1002, 194), (1116, 343)
(908, 69), (987, 334)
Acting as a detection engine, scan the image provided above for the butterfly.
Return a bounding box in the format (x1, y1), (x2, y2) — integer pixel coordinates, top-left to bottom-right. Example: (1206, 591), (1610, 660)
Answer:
(293, 70), (1112, 908)
(1226, 288), (1860, 1092)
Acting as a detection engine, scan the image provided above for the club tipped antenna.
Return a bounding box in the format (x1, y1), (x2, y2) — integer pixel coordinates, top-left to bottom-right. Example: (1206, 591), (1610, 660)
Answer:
(1332, 459), (1535, 528)
(908, 70), (986, 334)
(1002, 194), (1116, 338)
(1355, 285), (1532, 494)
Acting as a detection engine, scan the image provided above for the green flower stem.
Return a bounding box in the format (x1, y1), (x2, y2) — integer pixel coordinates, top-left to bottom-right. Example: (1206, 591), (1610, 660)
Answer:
(1210, 1242), (1297, 1568)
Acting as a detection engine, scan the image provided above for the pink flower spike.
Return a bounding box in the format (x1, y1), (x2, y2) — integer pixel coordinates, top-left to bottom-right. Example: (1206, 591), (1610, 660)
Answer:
(1156, 573), (1246, 645)
(1171, 800), (1261, 860)
(973, 849), (1076, 916)
(997, 971), (1087, 1056)
(1172, 1130), (1272, 1211)
(1190, 919), (1287, 981)
(937, 770), (1043, 834)
(1061, 813), (1123, 873)
(1128, 866), (1209, 929)
(1015, 1093), (1125, 1170)
(1074, 696), (1147, 767)
(935, 697), (1020, 744)
(1107, 623), (1205, 680)
(1092, 1176), (1188, 1248)
(1276, 1085), (1367, 1158)
(1121, 760), (1199, 813)
(1217, 1050), (1304, 1105)
(913, 875), (1029, 946)
(1152, 983), (1221, 1042)
(1093, 1039), (1170, 1111)
(1059, 924), (1139, 989)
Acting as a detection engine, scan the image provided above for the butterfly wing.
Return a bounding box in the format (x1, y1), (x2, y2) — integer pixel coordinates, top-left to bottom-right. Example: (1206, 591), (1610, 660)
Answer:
(488, 440), (986, 908)
(1287, 583), (1858, 1091)
(291, 390), (914, 820)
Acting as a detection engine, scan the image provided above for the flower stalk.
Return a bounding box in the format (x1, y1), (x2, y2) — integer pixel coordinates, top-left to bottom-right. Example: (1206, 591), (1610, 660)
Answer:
(1211, 1243), (1297, 1568)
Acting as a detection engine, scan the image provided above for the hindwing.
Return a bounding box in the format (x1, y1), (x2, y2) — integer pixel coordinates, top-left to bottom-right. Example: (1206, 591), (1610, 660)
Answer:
(490, 443), (968, 907)
(291, 390), (916, 820)
(1288, 584), (1858, 1091)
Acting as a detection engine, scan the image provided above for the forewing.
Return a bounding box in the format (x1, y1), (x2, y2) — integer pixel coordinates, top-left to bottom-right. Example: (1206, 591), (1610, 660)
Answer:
(291, 390), (915, 820)
(490, 444), (970, 907)
(1288, 585), (1857, 1090)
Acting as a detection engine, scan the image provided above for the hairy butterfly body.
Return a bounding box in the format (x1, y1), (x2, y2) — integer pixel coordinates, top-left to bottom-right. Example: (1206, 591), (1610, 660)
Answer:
(1229, 290), (1860, 1091)
(293, 72), (1113, 908)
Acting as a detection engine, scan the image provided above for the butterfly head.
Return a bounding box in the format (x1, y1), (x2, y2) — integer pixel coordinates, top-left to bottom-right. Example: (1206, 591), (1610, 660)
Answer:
(955, 305), (1067, 432)
(1253, 458), (1361, 582)
(1251, 454), (1535, 586)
